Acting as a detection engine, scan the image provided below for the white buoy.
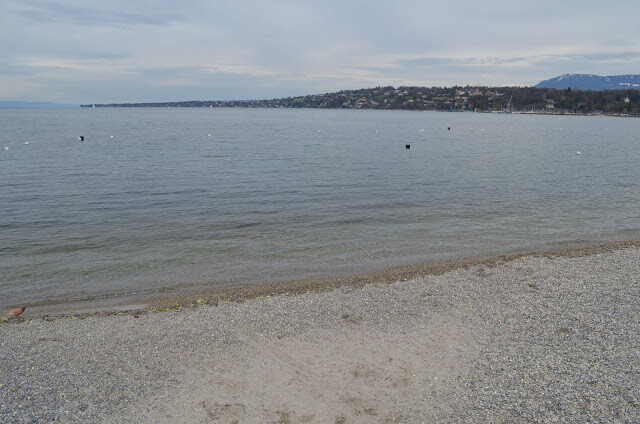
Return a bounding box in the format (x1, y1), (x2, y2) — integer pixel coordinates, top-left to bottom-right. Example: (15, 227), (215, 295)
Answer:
(24, 141), (30, 145)
(4, 146), (9, 151)
(110, 135), (114, 139)
(576, 151), (581, 155)
(207, 133), (211, 137)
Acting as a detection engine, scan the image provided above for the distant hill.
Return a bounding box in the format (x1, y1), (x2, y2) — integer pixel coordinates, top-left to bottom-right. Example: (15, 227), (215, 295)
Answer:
(85, 85), (640, 116)
(536, 74), (640, 91)
(0, 101), (79, 108)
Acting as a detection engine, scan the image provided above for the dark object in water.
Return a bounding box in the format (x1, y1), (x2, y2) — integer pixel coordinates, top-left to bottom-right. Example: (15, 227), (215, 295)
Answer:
(405, 144), (410, 149)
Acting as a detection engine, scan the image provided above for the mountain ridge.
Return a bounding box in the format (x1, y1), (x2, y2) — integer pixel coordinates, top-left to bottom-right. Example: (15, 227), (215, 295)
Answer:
(535, 74), (640, 91)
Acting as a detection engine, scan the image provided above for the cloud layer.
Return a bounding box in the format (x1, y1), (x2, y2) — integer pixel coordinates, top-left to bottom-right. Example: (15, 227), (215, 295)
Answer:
(3, 0), (640, 103)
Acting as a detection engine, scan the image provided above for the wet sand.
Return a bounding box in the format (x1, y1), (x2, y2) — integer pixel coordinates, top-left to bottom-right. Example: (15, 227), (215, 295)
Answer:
(21, 240), (640, 319)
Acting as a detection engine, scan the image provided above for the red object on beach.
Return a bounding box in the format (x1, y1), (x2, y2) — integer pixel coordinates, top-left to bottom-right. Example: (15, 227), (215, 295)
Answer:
(4, 306), (26, 317)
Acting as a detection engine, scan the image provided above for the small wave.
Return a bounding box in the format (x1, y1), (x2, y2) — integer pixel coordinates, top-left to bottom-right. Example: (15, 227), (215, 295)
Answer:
(233, 222), (262, 229)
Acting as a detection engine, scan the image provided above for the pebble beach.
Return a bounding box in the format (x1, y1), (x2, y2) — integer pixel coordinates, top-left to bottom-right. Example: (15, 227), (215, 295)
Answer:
(2, 242), (639, 423)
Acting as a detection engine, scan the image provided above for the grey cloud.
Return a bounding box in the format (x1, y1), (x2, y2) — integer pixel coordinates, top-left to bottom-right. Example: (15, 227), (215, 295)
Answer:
(3, 0), (640, 102)
(16, 0), (180, 28)
(581, 51), (640, 62)
(389, 56), (535, 71)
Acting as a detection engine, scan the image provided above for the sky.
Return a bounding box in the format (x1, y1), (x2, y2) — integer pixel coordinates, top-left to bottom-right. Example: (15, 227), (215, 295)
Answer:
(2, 0), (640, 104)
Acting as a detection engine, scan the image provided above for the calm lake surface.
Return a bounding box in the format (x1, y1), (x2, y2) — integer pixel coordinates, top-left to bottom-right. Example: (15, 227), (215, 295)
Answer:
(1, 108), (639, 311)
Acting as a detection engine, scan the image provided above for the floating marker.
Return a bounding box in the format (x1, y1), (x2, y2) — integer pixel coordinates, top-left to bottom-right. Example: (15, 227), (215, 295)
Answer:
(207, 133), (212, 137)
(78, 136), (84, 141)
(4, 146), (8, 151)
(405, 144), (411, 149)
(110, 135), (114, 139)
(24, 141), (30, 145)
(576, 151), (581, 155)
(447, 127), (451, 131)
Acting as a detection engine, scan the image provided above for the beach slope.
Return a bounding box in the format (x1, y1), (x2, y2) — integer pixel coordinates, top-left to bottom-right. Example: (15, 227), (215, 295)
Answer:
(2, 245), (639, 422)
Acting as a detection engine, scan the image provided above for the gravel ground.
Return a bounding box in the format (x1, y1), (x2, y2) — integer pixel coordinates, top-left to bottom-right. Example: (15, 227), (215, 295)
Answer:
(452, 248), (640, 423)
(1, 244), (639, 423)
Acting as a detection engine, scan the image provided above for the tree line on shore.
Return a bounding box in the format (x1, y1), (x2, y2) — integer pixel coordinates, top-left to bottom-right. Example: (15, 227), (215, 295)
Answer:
(84, 86), (640, 116)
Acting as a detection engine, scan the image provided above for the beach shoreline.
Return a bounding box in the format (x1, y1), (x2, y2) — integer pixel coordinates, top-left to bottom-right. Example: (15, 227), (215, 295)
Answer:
(0, 242), (640, 424)
(2, 241), (639, 422)
(13, 239), (640, 319)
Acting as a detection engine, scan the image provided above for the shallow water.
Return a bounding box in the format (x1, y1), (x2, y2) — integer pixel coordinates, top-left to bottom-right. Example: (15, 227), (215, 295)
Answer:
(1, 108), (639, 310)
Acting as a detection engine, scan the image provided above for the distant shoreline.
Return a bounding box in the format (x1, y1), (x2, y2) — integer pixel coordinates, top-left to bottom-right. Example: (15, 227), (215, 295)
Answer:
(3, 104), (636, 118)
(80, 85), (640, 116)
(78, 105), (639, 118)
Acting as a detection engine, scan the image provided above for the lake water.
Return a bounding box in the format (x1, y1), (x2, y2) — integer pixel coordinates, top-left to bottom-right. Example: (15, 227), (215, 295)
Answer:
(1, 108), (639, 311)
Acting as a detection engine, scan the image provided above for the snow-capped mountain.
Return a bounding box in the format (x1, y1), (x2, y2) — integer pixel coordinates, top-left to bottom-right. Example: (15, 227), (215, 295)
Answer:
(535, 74), (640, 90)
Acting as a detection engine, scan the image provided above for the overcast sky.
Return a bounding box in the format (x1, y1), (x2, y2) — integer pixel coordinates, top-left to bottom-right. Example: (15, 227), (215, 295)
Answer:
(2, 0), (640, 103)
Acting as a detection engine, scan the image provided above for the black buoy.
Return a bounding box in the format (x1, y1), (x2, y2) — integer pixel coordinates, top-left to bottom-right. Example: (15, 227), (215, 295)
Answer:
(78, 136), (84, 141)
(447, 127), (451, 131)
(405, 144), (411, 149)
